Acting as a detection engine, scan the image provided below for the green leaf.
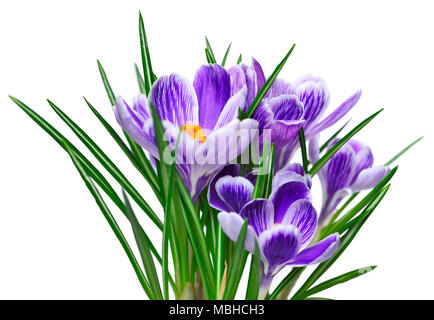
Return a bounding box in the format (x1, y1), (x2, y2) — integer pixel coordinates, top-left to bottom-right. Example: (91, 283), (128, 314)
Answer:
(214, 222), (225, 298)
(221, 42), (232, 67)
(268, 268), (304, 300)
(176, 174), (216, 299)
(9, 96), (177, 291)
(320, 119), (351, 152)
(97, 59), (116, 105)
(139, 11), (156, 94)
(242, 44), (296, 119)
(83, 97), (160, 199)
(291, 185), (391, 299)
(48, 99), (162, 230)
(223, 219), (249, 300)
(96, 60), (159, 203)
(298, 127), (309, 172)
(162, 131), (182, 299)
(237, 53), (242, 64)
(245, 242), (261, 300)
(385, 136), (423, 166)
(10, 96), (123, 211)
(162, 163), (175, 300)
(135, 63), (146, 94)
(205, 36), (217, 63)
(252, 141), (275, 199)
(150, 103), (200, 293)
(309, 109), (383, 176)
(205, 48), (214, 64)
(326, 166), (397, 236)
(61, 139), (154, 299)
(122, 190), (163, 299)
(298, 266), (377, 299)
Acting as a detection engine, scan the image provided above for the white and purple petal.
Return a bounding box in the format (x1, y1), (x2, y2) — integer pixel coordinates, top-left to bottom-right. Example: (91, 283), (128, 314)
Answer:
(294, 76), (329, 128)
(194, 65), (232, 130)
(270, 181), (311, 223)
(351, 166), (390, 192)
(308, 90), (361, 138)
(217, 212), (257, 253)
(259, 225), (301, 274)
(215, 176), (254, 213)
(239, 199), (274, 235)
(113, 97), (158, 157)
(288, 233), (340, 267)
(208, 164), (240, 211)
(149, 74), (199, 127)
(281, 199), (318, 248)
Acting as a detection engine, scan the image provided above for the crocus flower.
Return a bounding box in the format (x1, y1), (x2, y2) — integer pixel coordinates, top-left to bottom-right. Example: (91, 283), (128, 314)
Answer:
(208, 164), (340, 299)
(229, 59), (362, 170)
(309, 136), (390, 225)
(114, 65), (258, 202)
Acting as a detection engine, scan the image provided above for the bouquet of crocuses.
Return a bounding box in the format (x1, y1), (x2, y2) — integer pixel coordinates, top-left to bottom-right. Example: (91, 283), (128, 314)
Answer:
(10, 13), (422, 300)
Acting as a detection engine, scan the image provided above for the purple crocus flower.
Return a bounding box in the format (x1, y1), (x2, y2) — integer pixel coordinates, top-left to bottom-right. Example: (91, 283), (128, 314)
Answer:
(309, 136), (390, 225)
(208, 164), (340, 299)
(229, 59), (362, 170)
(114, 65), (258, 202)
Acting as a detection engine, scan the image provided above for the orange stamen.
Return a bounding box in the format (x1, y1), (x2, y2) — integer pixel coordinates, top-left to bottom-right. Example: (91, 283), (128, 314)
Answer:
(182, 124), (207, 143)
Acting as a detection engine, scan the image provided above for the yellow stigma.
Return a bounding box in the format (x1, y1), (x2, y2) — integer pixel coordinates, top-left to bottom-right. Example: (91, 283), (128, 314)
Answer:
(182, 124), (207, 143)
(274, 223), (280, 226)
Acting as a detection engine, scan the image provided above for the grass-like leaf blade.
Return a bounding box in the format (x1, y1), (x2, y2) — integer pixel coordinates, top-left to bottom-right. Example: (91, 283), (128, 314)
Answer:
(205, 36), (217, 63)
(139, 12), (156, 94)
(298, 266), (377, 299)
(135, 63), (146, 94)
(221, 42), (232, 67)
(319, 119), (351, 152)
(223, 219), (249, 300)
(384, 136), (423, 166)
(291, 185), (391, 299)
(48, 99), (162, 230)
(97, 59), (116, 105)
(245, 242), (261, 300)
(62, 139), (154, 299)
(309, 109), (383, 176)
(325, 166), (397, 236)
(122, 190), (163, 299)
(83, 97), (160, 199)
(268, 268), (304, 300)
(298, 127), (309, 172)
(243, 44), (296, 119)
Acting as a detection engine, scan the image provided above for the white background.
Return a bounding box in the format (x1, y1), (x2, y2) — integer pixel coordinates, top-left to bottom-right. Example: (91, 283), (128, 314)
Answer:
(1, 0), (433, 299)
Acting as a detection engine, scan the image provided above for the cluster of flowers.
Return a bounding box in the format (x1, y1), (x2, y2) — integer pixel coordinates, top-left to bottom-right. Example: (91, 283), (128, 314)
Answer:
(114, 58), (389, 297)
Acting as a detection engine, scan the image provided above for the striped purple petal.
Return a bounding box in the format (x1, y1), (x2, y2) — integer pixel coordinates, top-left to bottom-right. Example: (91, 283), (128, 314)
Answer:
(259, 225), (301, 274)
(215, 176), (254, 213)
(309, 90), (361, 138)
(288, 233), (340, 267)
(208, 164), (240, 212)
(239, 199), (274, 235)
(351, 166), (390, 192)
(194, 65), (232, 130)
(294, 76), (329, 129)
(281, 199), (317, 248)
(149, 74), (199, 127)
(270, 181), (311, 223)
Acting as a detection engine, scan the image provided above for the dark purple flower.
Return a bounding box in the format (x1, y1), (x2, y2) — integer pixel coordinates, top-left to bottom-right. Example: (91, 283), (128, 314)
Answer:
(209, 164), (339, 298)
(309, 136), (390, 224)
(230, 59), (362, 170)
(114, 65), (259, 202)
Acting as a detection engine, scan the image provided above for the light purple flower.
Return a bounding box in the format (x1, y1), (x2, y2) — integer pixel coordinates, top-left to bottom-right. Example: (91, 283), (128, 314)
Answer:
(209, 165), (340, 298)
(309, 136), (390, 224)
(230, 58), (362, 170)
(114, 65), (258, 202)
